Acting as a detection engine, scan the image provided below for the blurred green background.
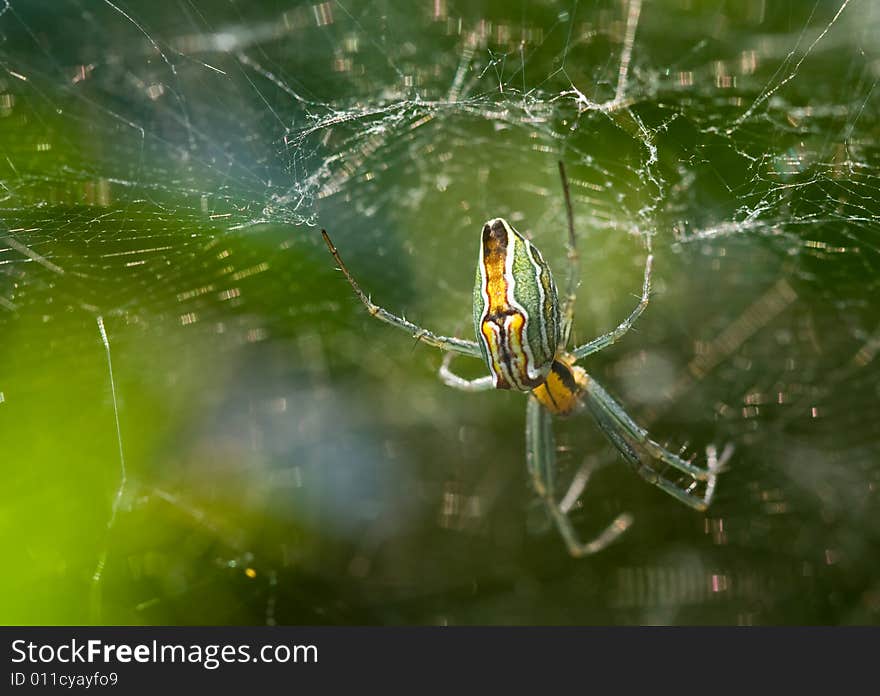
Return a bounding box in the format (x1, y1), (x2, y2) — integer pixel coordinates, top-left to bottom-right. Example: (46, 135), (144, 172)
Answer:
(1, 0), (878, 625)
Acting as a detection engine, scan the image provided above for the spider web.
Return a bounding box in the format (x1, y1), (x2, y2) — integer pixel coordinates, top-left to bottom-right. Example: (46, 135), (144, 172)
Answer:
(1, 0), (878, 625)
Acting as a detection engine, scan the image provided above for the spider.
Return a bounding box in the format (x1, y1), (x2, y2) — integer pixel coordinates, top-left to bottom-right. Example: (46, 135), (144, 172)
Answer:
(321, 162), (731, 557)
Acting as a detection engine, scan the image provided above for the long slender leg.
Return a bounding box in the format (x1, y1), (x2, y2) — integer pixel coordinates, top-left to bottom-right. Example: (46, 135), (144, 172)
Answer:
(557, 161), (580, 350)
(439, 352), (494, 392)
(526, 395), (556, 497)
(559, 457), (602, 514)
(322, 230), (482, 358)
(526, 396), (633, 557)
(589, 403), (714, 510)
(702, 443), (734, 506)
(570, 252), (652, 361)
(582, 376), (731, 510)
(584, 375), (715, 480)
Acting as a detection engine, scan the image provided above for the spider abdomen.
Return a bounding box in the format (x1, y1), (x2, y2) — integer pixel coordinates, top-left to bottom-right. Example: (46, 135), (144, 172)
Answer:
(473, 218), (560, 390)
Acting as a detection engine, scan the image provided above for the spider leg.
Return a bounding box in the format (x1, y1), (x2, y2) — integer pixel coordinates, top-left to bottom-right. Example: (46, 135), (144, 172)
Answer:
(557, 161), (580, 351)
(582, 375), (731, 510)
(439, 352), (494, 392)
(526, 396), (633, 557)
(583, 375), (715, 481)
(322, 230), (482, 358)
(570, 252), (652, 360)
(558, 456), (603, 514)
